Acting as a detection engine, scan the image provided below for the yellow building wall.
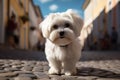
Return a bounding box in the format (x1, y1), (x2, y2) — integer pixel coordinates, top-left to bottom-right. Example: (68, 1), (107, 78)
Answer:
(4, 0), (29, 49)
(92, 0), (107, 20)
(10, 0), (25, 49)
(4, 0), (8, 26)
(20, 0), (29, 49)
(3, 0), (43, 49)
(24, 0), (29, 49)
(17, 0), (29, 49)
(92, 0), (107, 34)
(10, 0), (24, 16)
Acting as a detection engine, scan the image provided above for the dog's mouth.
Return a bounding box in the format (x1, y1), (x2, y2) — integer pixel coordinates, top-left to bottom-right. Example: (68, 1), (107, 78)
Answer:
(60, 36), (65, 38)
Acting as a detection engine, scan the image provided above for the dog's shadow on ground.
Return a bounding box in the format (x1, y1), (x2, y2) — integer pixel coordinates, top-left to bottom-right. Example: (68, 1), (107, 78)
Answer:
(76, 67), (120, 79)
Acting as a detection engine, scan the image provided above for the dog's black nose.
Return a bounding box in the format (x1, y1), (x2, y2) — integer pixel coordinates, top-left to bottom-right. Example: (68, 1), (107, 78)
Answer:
(59, 31), (65, 36)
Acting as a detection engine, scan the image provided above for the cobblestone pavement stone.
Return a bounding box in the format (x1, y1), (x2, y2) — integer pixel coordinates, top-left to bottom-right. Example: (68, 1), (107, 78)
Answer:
(0, 59), (120, 80)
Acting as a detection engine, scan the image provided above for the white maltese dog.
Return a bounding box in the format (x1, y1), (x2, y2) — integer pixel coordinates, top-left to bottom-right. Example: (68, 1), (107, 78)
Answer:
(39, 9), (92, 76)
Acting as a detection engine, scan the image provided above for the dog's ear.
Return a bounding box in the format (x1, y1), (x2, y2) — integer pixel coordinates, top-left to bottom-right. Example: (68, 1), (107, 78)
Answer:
(39, 14), (55, 38)
(39, 20), (49, 38)
(66, 9), (84, 37)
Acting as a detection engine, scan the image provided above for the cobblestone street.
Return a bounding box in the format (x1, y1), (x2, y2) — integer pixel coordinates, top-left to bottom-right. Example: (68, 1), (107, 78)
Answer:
(0, 59), (120, 80)
(0, 49), (120, 80)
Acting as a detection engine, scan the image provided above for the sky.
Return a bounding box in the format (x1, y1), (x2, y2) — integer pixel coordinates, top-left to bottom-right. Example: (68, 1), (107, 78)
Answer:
(33, 0), (85, 18)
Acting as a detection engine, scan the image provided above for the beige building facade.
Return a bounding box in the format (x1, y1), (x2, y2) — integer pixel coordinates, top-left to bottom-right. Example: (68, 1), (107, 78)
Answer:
(0, 0), (43, 50)
(83, 0), (120, 50)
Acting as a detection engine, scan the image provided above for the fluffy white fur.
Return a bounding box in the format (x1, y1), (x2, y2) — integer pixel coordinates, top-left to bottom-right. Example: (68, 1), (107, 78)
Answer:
(39, 9), (92, 76)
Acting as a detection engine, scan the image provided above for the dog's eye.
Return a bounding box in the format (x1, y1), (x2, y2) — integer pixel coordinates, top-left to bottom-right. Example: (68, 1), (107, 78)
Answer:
(53, 25), (58, 29)
(65, 23), (70, 27)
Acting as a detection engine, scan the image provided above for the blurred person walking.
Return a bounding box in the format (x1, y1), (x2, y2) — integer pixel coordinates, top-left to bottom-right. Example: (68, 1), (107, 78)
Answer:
(29, 27), (45, 51)
(111, 27), (118, 50)
(5, 14), (19, 49)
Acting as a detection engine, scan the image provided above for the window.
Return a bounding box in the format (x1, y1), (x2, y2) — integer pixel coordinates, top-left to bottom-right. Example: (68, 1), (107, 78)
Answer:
(17, 0), (23, 8)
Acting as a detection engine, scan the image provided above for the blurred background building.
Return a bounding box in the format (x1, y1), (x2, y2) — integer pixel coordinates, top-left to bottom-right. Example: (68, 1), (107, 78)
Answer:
(0, 0), (120, 51)
(83, 0), (120, 50)
(0, 0), (43, 50)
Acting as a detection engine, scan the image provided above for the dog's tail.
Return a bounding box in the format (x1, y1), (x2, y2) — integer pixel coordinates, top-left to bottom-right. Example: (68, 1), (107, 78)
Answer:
(79, 24), (93, 48)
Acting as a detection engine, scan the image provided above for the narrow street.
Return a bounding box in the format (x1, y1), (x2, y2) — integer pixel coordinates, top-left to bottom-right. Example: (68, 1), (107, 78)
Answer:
(0, 0), (120, 79)
(0, 48), (120, 80)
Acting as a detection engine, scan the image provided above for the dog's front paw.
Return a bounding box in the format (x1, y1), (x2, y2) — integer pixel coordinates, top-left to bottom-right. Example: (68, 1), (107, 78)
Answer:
(65, 72), (76, 76)
(64, 69), (77, 76)
(65, 72), (72, 76)
(48, 68), (61, 75)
